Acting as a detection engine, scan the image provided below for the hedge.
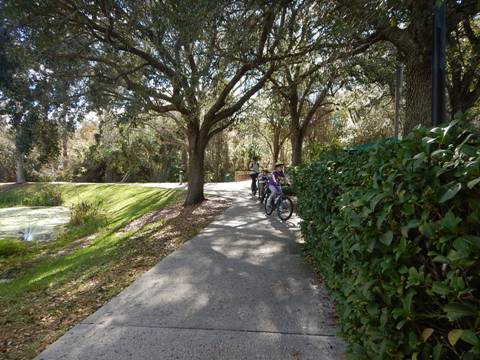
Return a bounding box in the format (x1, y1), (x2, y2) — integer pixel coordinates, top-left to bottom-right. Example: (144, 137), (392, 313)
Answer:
(292, 116), (480, 359)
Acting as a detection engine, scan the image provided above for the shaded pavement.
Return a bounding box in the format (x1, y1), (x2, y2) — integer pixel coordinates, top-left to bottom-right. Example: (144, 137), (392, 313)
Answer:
(35, 181), (344, 359)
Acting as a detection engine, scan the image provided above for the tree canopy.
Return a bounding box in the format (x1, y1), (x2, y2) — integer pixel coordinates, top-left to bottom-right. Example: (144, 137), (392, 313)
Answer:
(0, 0), (479, 202)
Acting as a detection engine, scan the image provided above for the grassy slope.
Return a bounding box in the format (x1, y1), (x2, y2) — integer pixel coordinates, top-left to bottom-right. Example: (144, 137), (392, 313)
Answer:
(0, 184), (181, 359)
(0, 184), (178, 297)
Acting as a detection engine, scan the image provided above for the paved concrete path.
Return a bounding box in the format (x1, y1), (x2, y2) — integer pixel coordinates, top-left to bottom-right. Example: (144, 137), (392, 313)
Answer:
(35, 182), (344, 360)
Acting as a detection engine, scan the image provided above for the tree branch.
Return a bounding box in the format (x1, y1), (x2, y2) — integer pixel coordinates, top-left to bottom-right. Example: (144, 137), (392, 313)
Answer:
(202, 64), (251, 126)
(209, 65), (276, 127)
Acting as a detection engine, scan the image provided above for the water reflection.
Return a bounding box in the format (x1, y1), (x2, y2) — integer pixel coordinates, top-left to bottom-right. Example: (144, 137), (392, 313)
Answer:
(0, 206), (70, 241)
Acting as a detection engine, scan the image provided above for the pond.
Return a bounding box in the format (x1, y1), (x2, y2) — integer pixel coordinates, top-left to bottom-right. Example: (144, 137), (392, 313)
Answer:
(0, 207), (70, 241)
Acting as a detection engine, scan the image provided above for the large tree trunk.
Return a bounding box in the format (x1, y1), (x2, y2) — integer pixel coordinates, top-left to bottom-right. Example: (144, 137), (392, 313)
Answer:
(288, 97), (304, 166)
(290, 127), (304, 166)
(272, 126), (281, 165)
(223, 133), (230, 179)
(181, 146), (188, 172)
(272, 145), (280, 166)
(15, 151), (26, 184)
(404, 57), (432, 135)
(449, 68), (480, 116)
(62, 135), (69, 169)
(185, 128), (208, 206)
(210, 133), (224, 182)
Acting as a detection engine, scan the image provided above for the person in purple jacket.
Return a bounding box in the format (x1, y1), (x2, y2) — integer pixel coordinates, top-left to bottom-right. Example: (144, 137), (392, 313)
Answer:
(266, 162), (286, 211)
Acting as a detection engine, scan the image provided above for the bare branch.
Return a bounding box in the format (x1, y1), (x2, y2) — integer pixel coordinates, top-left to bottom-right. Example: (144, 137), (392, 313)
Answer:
(209, 65), (276, 127)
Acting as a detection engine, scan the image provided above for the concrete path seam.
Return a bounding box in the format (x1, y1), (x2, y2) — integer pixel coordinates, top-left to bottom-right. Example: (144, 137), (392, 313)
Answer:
(80, 322), (338, 338)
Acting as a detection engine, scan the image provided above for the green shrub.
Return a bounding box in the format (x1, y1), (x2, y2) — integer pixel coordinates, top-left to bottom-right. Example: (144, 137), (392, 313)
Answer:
(29, 185), (63, 206)
(69, 200), (104, 226)
(293, 115), (480, 359)
(0, 185), (63, 207)
(0, 239), (29, 257)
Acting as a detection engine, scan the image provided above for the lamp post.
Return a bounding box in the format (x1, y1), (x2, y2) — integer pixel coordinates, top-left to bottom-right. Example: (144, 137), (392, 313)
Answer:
(432, 1), (446, 126)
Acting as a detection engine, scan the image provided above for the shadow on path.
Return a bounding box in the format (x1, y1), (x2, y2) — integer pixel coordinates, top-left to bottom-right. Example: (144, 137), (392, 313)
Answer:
(35, 184), (345, 360)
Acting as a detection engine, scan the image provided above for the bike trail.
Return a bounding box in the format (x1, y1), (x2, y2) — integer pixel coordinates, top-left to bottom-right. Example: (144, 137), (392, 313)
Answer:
(35, 181), (345, 359)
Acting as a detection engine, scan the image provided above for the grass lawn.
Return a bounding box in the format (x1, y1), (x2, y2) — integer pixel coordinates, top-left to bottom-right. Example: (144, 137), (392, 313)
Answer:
(0, 183), (230, 360)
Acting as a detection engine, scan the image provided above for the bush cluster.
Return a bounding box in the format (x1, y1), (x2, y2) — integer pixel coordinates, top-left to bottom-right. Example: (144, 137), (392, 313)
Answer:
(293, 117), (480, 359)
(0, 239), (29, 257)
(27, 185), (63, 206)
(69, 200), (104, 226)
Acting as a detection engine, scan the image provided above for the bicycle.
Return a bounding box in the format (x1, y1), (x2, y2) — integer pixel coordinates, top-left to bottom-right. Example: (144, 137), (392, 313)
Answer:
(256, 171), (271, 203)
(257, 179), (269, 203)
(264, 189), (293, 221)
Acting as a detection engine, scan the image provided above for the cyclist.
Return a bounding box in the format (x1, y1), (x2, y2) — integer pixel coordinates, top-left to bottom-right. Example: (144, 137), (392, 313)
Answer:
(266, 162), (286, 212)
(248, 156), (260, 195)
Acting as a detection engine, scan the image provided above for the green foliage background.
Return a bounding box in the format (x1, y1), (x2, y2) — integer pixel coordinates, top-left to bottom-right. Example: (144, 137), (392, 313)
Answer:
(293, 116), (480, 359)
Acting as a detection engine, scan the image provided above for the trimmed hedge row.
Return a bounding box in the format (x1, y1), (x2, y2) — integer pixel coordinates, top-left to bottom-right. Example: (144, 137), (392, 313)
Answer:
(293, 117), (480, 359)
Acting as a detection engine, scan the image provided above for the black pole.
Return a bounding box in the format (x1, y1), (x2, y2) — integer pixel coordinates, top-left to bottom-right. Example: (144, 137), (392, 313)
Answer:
(432, 1), (446, 126)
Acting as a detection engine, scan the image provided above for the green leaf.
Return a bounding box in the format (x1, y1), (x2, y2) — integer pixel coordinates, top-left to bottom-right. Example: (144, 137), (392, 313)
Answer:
(401, 219), (419, 237)
(448, 329), (464, 346)
(380, 230), (393, 246)
(447, 249), (475, 266)
(413, 152), (427, 160)
(376, 211), (387, 229)
(462, 353), (477, 360)
(432, 255), (449, 264)
(403, 290), (416, 315)
(408, 331), (417, 348)
(349, 243), (362, 253)
(467, 177), (480, 189)
(366, 303), (379, 317)
(463, 235), (480, 249)
(460, 330), (480, 346)
(432, 282), (451, 296)
(369, 193), (385, 211)
(453, 238), (471, 253)
(440, 210), (461, 232)
(451, 276), (465, 291)
(396, 319), (407, 330)
(432, 344), (442, 360)
(351, 200), (362, 208)
(408, 266), (419, 278)
(439, 183), (462, 203)
(444, 303), (476, 321)
(392, 307), (405, 320)
(419, 222), (433, 238)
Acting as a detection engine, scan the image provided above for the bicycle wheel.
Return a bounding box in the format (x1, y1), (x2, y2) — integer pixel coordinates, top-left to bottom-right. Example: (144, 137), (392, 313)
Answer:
(264, 196), (274, 215)
(258, 182), (265, 201)
(277, 196), (293, 221)
(261, 185), (270, 204)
